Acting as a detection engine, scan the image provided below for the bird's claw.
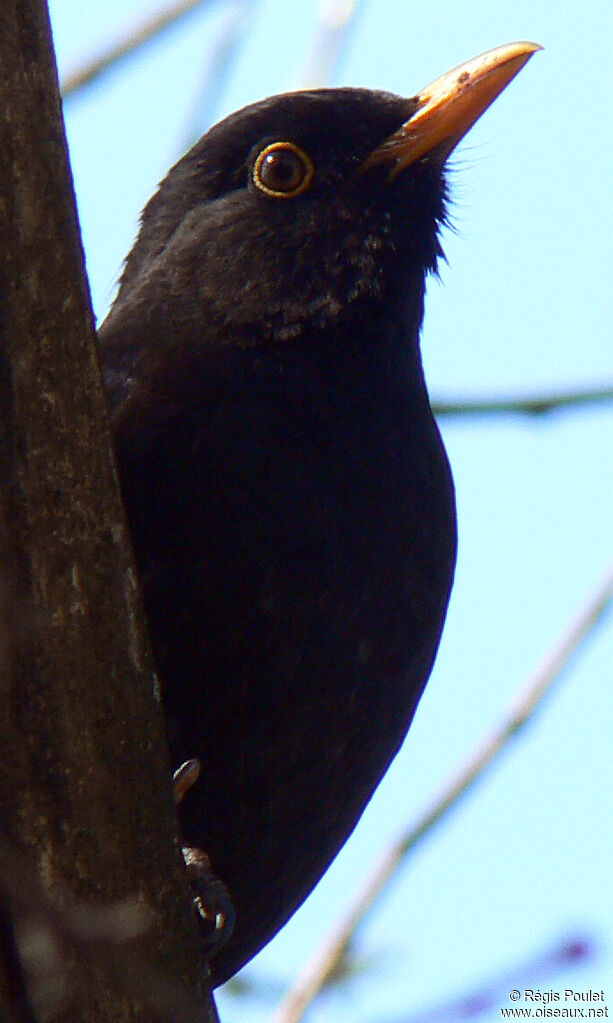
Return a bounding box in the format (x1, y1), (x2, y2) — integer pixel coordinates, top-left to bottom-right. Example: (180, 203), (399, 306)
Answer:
(173, 761), (235, 955)
(183, 845), (235, 956)
(173, 758), (202, 805)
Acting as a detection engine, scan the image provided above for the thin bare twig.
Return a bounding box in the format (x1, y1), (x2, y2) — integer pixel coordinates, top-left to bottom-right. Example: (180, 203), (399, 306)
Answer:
(61, 0), (218, 99)
(271, 559), (613, 1023)
(432, 384), (613, 419)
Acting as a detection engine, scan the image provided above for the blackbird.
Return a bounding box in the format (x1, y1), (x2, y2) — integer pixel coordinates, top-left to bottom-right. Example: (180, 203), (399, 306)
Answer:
(98, 42), (540, 984)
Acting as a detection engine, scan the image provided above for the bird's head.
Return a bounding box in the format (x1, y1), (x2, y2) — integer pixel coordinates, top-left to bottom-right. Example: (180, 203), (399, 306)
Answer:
(104, 43), (539, 352)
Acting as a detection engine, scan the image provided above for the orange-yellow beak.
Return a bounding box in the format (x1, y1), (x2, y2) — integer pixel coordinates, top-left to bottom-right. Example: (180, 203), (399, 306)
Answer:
(363, 42), (542, 178)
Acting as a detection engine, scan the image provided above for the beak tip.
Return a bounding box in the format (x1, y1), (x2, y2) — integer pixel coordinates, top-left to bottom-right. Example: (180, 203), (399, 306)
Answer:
(364, 41), (543, 177)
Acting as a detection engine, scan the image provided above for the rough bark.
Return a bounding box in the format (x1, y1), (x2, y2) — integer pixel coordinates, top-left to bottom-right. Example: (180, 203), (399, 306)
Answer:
(0, 2), (216, 1019)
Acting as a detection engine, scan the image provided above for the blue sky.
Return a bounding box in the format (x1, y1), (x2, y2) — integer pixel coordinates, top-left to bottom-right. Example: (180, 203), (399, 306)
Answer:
(49, 2), (612, 1020)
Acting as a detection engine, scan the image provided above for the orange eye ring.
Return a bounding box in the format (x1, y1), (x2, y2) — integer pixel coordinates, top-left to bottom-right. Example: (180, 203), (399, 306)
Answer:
(253, 142), (315, 199)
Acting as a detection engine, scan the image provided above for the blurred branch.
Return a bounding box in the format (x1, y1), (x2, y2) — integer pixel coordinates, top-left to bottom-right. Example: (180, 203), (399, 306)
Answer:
(270, 559), (613, 1023)
(394, 934), (593, 1022)
(181, 0), (257, 148)
(61, 0), (218, 99)
(432, 383), (613, 419)
(294, 0), (362, 88)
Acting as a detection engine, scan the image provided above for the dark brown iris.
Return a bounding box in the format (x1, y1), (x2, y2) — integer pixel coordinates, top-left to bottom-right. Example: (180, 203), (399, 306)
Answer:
(253, 142), (314, 198)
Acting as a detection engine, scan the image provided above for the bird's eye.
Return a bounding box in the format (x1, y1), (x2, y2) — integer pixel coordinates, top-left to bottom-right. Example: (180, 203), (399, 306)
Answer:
(253, 142), (314, 198)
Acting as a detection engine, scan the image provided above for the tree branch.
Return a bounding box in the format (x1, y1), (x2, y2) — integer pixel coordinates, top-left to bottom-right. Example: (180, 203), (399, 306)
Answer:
(432, 384), (613, 419)
(61, 0), (216, 99)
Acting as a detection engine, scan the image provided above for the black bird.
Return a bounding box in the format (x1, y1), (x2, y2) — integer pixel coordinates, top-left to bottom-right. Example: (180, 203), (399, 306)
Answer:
(98, 43), (540, 985)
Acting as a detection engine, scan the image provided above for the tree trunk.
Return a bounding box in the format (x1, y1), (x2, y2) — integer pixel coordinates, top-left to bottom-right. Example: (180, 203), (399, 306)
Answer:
(0, 2), (217, 1020)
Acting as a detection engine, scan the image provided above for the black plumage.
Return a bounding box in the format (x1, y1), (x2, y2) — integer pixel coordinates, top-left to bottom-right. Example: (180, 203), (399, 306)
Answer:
(98, 44), (538, 984)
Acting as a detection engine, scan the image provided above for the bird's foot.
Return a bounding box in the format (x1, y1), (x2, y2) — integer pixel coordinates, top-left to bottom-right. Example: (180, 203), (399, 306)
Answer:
(173, 760), (235, 956)
(182, 845), (235, 956)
